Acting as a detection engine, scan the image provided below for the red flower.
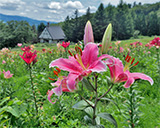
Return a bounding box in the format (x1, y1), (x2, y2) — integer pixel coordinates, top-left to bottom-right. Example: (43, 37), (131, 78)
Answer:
(21, 46), (32, 52)
(61, 41), (70, 48)
(19, 50), (37, 65)
(42, 49), (46, 52)
(150, 37), (160, 47)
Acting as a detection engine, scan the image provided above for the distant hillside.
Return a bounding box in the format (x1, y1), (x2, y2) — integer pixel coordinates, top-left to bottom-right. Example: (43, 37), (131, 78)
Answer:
(0, 13), (57, 26)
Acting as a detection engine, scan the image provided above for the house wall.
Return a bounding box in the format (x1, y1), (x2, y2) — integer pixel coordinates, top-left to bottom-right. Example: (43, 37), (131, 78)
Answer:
(39, 28), (52, 42)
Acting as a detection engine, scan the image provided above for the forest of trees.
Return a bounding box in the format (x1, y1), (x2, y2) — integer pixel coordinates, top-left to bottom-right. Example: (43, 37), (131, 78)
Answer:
(0, 1), (160, 48)
(63, 1), (160, 42)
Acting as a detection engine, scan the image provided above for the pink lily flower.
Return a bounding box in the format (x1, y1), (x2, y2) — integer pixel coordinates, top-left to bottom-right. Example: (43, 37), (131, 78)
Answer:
(83, 21), (94, 45)
(2, 60), (6, 64)
(61, 41), (70, 48)
(17, 43), (22, 47)
(105, 55), (153, 88)
(150, 37), (160, 47)
(49, 43), (110, 91)
(3, 70), (13, 79)
(48, 76), (70, 104)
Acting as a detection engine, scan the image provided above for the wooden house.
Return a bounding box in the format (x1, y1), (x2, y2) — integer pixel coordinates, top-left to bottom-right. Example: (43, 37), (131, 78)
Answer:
(39, 24), (65, 43)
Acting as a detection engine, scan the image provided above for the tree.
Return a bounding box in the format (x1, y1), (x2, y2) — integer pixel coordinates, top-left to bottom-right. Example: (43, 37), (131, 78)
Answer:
(37, 23), (45, 36)
(147, 12), (159, 36)
(93, 3), (107, 42)
(115, 1), (134, 39)
(0, 20), (36, 48)
(62, 16), (72, 41)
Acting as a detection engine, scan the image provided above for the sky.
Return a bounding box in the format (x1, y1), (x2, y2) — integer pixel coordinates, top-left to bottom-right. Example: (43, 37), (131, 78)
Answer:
(0, 0), (159, 22)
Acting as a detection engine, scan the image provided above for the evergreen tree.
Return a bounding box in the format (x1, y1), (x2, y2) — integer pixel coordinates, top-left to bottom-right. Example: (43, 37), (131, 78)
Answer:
(93, 3), (107, 42)
(147, 12), (159, 36)
(62, 16), (72, 41)
(115, 1), (134, 39)
(37, 23), (45, 36)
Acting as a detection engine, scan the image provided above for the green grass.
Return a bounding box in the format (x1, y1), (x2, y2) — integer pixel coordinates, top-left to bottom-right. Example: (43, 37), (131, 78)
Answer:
(1, 36), (160, 127)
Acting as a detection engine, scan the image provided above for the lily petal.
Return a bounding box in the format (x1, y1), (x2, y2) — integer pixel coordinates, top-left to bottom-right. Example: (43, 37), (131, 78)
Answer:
(88, 60), (106, 73)
(49, 58), (82, 73)
(130, 72), (154, 85)
(67, 73), (79, 91)
(82, 43), (99, 67)
(123, 76), (135, 88)
(48, 90), (57, 104)
(84, 21), (94, 45)
(51, 83), (62, 96)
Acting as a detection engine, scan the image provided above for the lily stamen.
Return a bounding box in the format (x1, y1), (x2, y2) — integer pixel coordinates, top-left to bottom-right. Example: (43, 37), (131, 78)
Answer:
(68, 50), (73, 56)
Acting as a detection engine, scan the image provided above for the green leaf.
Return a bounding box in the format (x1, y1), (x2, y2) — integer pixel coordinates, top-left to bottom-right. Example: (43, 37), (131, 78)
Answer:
(0, 97), (10, 106)
(101, 23), (112, 54)
(82, 78), (95, 91)
(100, 98), (121, 112)
(72, 100), (94, 110)
(5, 106), (19, 117)
(84, 107), (93, 117)
(84, 115), (92, 124)
(97, 113), (117, 127)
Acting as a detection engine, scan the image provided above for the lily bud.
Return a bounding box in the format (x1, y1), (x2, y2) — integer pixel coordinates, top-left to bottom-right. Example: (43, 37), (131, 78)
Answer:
(101, 23), (112, 54)
(83, 20), (94, 45)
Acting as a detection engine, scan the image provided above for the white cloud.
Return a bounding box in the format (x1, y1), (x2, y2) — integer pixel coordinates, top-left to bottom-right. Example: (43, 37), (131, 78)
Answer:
(20, 12), (26, 15)
(101, 0), (119, 6)
(89, 6), (97, 12)
(48, 2), (61, 10)
(0, 0), (25, 10)
(34, 10), (38, 13)
(79, 9), (86, 14)
(63, 1), (83, 9)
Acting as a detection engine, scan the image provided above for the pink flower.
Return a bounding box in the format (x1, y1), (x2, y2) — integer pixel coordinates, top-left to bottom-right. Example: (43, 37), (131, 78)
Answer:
(2, 60), (6, 64)
(139, 42), (143, 46)
(19, 50), (37, 65)
(83, 21), (94, 45)
(49, 43), (110, 91)
(3, 70), (13, 79)
(119, 47), (124, 53)
(105, 55), (153, 88)
(115, 41), (121, 46)
(57, 43), (61, 49)
(48, 76), (70, 104)
(61, 41), (70, 48)
(21, 46), (32, 52)
(150, 37), (160, 47)
(17, 43), (22, 47)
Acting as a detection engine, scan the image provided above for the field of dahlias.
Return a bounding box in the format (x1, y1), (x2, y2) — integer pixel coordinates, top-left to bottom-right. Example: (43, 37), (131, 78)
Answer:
(0, 35), (160, 128)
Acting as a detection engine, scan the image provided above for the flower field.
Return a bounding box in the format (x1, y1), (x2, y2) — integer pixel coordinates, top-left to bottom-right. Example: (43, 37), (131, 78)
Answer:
(0, 24), (160, 127)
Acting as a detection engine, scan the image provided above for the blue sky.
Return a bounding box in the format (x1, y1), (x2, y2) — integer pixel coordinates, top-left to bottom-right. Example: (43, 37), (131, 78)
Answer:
(0, 0), (159, 22)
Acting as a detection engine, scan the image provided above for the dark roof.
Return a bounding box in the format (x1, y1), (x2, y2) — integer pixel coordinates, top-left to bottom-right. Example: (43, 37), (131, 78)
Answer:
(46, 26), (65, 40)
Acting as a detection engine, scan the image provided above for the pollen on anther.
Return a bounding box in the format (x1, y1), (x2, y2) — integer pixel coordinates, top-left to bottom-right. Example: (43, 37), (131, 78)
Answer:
(56, 67), (61, 73)
(48, 77), (55, 81)
(125, 54), (129, 61)
(131, 58), (135, 65)
(75, 46), (78, 52)
(126, 56), (131, 63)
(74, 54), (77, 59)
(77, 47), (82, 56)
(68, 50), (73, 56)
(53, 71), (59, 76)
(133, 61), (139, 66)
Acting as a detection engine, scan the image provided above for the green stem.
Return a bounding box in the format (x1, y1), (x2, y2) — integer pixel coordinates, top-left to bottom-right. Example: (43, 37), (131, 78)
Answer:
(78, 93), (94, 108)
(157, 48), (160, 84)
(130, 85), (134, 128)
(29, 66), (38, 114)
(97, 83), (114, 101)
(92, 74), (98, 125)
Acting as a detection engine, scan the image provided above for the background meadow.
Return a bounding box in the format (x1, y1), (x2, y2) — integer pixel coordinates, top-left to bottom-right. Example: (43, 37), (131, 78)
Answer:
(0, 1), (160, 127)
(0, 36), (160, 127)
